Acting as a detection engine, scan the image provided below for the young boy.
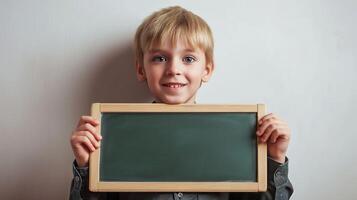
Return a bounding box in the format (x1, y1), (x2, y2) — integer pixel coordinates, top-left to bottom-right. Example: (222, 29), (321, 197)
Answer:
(69, 6), (293, 200)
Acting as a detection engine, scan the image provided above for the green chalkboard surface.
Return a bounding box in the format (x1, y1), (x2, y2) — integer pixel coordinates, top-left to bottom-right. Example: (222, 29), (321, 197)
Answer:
(99, 112), (257, 182)
(89, 103), (267, 192)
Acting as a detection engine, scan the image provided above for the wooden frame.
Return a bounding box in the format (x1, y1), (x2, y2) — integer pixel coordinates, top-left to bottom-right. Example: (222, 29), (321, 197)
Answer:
(89, 103), (267, 192)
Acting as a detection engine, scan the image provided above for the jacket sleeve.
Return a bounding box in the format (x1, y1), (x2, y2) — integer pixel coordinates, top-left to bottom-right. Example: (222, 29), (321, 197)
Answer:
(69, 160), (108, 200)
(229, 157), (294, 200)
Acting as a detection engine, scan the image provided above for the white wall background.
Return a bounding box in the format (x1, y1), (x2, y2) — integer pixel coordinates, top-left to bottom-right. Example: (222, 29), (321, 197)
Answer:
(1, 0), (356, 199)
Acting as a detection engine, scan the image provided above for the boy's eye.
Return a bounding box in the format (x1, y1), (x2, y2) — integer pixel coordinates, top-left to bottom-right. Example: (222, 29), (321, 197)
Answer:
(183, 56), (196, 63)
(152, 56), (167, 62)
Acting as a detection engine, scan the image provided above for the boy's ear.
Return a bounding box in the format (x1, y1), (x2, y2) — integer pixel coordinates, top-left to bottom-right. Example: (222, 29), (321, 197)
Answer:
(202, 62), (214, 82)
(135, 60), (146, 81)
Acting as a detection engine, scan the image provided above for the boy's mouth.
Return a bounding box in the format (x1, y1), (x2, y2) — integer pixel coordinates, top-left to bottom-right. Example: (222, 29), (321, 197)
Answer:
(162, 82), (187, 88)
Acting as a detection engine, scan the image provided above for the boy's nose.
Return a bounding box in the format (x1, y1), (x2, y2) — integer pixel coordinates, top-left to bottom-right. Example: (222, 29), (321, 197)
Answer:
(165, 60), (182, 76)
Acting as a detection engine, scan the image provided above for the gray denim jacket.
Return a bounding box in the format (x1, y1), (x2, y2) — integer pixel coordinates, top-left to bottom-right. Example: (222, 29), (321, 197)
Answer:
(69, 158), (293, 200)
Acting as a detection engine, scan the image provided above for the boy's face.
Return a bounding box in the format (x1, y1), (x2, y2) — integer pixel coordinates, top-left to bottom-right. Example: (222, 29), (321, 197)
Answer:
(136, 39), (213, 104)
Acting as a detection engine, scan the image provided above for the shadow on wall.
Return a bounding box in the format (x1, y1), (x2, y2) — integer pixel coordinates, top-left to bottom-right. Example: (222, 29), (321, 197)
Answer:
(85, 41), (152, 107)
(0, 39), (154, 200)
(63, 40), (152, 198)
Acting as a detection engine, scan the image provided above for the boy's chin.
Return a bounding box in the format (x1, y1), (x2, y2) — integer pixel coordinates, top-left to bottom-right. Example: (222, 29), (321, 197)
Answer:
(155, 96), (195, 105)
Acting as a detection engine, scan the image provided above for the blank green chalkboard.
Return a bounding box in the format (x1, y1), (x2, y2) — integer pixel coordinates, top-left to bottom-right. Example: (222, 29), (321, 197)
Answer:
(89, 103), (267, 192)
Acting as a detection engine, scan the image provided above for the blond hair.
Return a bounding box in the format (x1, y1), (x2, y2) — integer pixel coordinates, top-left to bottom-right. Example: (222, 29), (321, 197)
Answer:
(134, 6), (214, 65)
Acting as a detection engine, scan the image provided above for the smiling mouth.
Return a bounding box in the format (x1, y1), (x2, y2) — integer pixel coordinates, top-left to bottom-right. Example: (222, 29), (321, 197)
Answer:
(162, 83), (187, 88)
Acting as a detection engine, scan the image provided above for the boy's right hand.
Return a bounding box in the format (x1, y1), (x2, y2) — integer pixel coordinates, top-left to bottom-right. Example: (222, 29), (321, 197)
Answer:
(70, 116), (102, 168)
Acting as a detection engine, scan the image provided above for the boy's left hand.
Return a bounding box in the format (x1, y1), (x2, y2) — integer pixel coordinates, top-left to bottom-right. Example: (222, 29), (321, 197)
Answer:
(257, 113), (291, 164)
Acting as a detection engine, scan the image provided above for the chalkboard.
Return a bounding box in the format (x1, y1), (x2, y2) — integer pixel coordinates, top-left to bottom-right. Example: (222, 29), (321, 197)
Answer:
(89, 103), (267, 192)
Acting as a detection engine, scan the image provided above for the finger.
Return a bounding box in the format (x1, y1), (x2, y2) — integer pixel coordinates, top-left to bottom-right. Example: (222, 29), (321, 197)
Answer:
(73, 136), (96, 152)
(269, 130), (280, 143)
(71, 131), (100, 149)
(257, 118), (276, 136)
(78, 123), (97, 134)
(260, 124), (279, 142)
(276, 127), (291, 140)
(77, 123), (102, 141)
(81, 137), (96, 152)
(77, 116), (100, 127)
(77, 131), (100, 148)
(258, 113), (274, 125)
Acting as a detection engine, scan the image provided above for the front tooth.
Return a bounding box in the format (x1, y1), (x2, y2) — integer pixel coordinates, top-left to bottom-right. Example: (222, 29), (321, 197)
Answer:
(167, 84), (183, 88)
